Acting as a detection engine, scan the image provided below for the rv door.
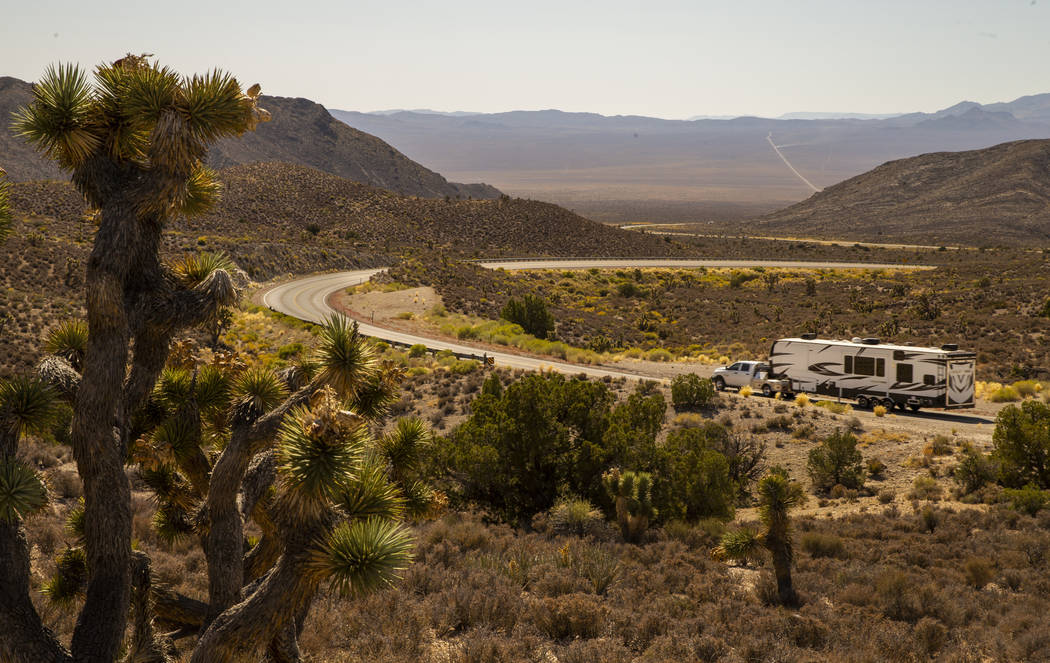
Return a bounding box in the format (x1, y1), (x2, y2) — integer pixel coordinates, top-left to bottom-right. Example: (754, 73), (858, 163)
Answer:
(946, 359), (975, 408)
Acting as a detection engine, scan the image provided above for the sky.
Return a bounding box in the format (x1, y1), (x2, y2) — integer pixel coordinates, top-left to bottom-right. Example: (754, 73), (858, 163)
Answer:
(2, 0), (1047, 119)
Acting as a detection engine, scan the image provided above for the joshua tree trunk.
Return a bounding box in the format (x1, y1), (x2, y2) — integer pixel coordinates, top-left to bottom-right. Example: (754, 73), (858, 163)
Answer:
(68, 203), (135, 663)
(767, 535), (798, 607)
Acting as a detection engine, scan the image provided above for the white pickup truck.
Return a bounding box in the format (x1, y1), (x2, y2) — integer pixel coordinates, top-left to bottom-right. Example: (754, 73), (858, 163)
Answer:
(710, 361), (791, 397)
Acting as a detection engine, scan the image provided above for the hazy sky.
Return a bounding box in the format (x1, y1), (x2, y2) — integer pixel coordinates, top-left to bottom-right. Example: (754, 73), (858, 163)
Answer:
(2, 0), (1047, 119)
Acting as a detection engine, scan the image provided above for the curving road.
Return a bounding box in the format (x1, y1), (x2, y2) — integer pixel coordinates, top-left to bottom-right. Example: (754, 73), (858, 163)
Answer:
(261, 258), (930, 380)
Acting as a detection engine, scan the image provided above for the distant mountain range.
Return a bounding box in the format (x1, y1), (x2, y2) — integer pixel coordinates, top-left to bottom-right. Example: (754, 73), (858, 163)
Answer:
(0, 76), (500, 200)
(750, 138), (1050, 247)
(331, 93), (1050, 222)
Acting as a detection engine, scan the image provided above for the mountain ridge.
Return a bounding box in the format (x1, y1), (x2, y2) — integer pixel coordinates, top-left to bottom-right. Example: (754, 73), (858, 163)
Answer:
(750, 139), (1050, 246)
(0, 76), (499, 200)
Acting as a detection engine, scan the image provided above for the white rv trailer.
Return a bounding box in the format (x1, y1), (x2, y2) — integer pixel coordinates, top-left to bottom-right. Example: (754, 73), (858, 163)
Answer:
(767, 335), (976, 411)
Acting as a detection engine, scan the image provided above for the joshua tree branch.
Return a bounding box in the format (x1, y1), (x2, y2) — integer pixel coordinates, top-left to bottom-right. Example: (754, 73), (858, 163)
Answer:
(202, 384), (315, 623)
(0, 522), (72, 663)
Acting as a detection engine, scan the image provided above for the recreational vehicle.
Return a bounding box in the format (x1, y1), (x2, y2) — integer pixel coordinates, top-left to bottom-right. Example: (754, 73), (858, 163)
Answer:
(712, 335), (976, 412)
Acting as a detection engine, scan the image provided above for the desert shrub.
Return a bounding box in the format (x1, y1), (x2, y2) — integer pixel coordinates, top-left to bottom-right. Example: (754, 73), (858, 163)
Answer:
(815, 400), (851, 415)
(670, 373), (715, 410)
(616, 281), (642, 298)
(866, 458), (887, 479)
(739, 385), (753, 397)
(445, 374), (661, 523)
(728, 271), (758, 288)
(953, 444), (996, 494)
(1014, 380), (1042, 398)
(646, 348), (674, 362)
(671, 412), (705, 429)
(663, 518), (725, 548)
(908, 476), (943, 501)
(989, 386), (1021, 402)
(993, 401), (1050, 488)
(928, 435), (953, 456)
(544, 497), (604, 537)
(654, 424), (757, 521)
(528, 593), (606, 641)
(873, 405), (887, 417)
(1004, 484), (1050, 516)
(408, 343), (428, 358)
(795, 393), (810, 408)
(276, 341), (304, 359)
(963, 556), (995, 588)
(501, 294), (555, 339)
(878, 489), (896, 504)
(800, 532), (847, 559)
(807, 430), (865, 493)
(913, 617), (948, 657)
(916, 505), (940, 532)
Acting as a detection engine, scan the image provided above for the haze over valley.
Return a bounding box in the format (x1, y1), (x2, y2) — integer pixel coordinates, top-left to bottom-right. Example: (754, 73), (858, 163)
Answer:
(332, 93), (1050, 223)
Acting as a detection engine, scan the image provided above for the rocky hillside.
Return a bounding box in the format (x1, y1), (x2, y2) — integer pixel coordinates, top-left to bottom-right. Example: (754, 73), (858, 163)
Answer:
(754, 139), (1050, 246)
(0, 77), (499, 200)
(1, 161), (692, 375)
(0, 77), (63, 181)
(208, 95), (500, 200)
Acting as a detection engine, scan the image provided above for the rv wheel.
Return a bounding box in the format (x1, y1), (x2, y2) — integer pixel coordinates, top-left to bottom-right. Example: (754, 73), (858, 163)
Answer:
(713, 377), (725, 391)
(762, 385), (772, 397)
(856, 395), (870, 409)
(908, 404), (921, 412)
(881, 398), (896, 410)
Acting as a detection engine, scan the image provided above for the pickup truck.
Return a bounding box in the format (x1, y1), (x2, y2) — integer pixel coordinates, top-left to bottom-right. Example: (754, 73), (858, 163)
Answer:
(710, 361), (791, 397)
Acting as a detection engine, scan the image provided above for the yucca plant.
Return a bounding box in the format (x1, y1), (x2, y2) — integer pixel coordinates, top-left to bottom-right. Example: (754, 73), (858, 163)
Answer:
(43, 320), (89, 372)
(713, 526), (764, 567)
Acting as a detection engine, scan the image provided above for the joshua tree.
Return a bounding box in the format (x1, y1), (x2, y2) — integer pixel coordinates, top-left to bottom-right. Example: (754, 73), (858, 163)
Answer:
(714, 470), (805, 606)
(1, 56), (419, 663)
(756, 471), (805, 606)
(603, 468), (656, 543)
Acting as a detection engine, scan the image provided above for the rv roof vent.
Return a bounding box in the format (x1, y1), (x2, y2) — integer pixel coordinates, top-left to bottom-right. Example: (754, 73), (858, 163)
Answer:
(851, 337), (863, 343)
(800, 333), (817, 340)
(862, 337), (880, 345)
(941, 343), (959, 351)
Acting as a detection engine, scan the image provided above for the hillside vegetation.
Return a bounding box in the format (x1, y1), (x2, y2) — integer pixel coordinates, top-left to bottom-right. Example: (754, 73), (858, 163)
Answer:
(754, 139), (1050, 247)
(1, 162), (693, 377)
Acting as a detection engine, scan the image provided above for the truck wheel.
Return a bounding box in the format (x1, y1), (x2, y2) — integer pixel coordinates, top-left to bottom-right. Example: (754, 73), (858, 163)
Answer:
(856, 395), (870, 409)
(713, 377), (725, 391)
(762, 385), (772, 397)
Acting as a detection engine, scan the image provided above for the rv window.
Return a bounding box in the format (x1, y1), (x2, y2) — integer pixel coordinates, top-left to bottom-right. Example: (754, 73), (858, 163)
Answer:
(897, 363), (913, 382)
(854, 356), (876, 376)
(876, 358), (885, 377)
(924, 374), (935, 386)
(844, 356), (853, 373)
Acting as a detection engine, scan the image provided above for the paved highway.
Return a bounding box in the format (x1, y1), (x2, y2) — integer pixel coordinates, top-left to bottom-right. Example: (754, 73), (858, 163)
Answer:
(261, 258), (930, 380)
